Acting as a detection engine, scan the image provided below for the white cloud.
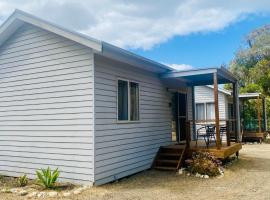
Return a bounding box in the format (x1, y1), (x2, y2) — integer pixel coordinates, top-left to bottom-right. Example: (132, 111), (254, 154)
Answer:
(166, 63), (194, 71)
(0, 0), (270, 50)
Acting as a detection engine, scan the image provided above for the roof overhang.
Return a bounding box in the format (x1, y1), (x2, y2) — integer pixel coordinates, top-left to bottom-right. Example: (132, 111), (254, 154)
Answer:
(161, 67), (237, 86)
(206, 85), (232, 95)
(0, 9), (102, 51)
(239, 93), (264, 100)
(100, 42), (172, 74)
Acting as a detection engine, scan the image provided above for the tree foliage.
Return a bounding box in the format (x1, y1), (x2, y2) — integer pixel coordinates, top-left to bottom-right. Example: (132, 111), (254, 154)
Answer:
(228, 25), (270, 123)
(228, 25), (270, 95)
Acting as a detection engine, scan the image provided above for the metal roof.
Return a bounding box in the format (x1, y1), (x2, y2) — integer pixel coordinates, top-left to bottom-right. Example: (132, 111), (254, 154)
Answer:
(161, 67), (238, 86)
(239, 93), (264, 99)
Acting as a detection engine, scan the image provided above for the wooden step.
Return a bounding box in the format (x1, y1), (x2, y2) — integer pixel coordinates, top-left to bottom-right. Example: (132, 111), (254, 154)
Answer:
(153, 145), (187, 171)
(159, 153), (180, 157)
(159, 147), (182, 154)
(156, 159), (178, 164)
(154, 166), (177, 171)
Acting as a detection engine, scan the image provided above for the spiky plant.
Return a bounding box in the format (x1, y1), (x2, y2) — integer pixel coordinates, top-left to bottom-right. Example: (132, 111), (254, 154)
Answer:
(18, 174), (28, 187)
(36, 167), (60, 189)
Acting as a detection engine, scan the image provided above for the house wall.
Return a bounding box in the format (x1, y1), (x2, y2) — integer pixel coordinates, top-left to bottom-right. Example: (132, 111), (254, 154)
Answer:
(94, 55), (172, 185)
(194, 86), (229, 120)
(0, 24), (95, 184)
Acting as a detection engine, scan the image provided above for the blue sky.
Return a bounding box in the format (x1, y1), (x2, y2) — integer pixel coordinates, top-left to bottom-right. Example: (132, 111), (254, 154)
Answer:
(1, 1), (270, 71)
(132, 13), (270, 69)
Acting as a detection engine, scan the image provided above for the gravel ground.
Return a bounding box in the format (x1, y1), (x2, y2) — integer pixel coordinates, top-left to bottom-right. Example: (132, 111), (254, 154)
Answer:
(1, 143), (270, 200)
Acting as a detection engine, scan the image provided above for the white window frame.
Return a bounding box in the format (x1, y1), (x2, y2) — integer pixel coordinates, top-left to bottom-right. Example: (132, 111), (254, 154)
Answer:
(117, 78), (140, 123)
(195, 101), (215, 121)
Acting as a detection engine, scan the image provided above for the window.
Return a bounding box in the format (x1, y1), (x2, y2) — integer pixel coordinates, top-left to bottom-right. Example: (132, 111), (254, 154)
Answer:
(117, 79), (139, 121)
(118, 80), (129, 120)
(196, 103), (205, 120)
(206, 103), (215, 120)
(196, 102), (215, 120)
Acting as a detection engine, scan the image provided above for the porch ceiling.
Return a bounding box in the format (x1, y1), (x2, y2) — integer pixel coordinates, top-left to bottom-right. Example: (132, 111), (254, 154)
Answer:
(161, 67), (237, 86)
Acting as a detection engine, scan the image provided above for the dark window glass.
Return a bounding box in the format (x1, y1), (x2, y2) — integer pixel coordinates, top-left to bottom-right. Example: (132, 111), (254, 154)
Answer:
(118, 80), (128, 120)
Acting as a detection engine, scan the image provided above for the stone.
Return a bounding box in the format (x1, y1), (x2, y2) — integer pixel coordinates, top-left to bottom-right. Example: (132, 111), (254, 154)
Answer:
(195, 173), (201, 177)
(10, 188), (19, 193)
(204, 175), (209, 179)
(48, 191), (58, 197)
(28, 192), (37, 198)
(178, 169), (184, 175)
(186, 173), (190, 176)
(19, 190), (28, 196)
(37, 192), (46, 198)
(73, 188), (83, 195)
(63, 192), (71, 197)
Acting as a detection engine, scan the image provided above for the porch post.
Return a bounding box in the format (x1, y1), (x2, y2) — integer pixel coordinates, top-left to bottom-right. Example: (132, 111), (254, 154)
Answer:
(257, 96), (262, 133)
(263, 97), (267, 131)
(213, 72), (221, 149)
(192, 86), (196, 140)
(233, 82), (241, 142)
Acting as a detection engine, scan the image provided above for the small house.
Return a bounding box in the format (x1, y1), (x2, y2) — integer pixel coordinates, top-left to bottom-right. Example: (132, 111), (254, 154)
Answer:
(195, 86), (267, 143)
(0, 10), (242, 185)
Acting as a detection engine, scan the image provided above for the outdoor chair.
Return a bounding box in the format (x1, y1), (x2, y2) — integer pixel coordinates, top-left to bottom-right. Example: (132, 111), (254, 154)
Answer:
(196, 126), (216, 148)
(219, 126), (227, 143)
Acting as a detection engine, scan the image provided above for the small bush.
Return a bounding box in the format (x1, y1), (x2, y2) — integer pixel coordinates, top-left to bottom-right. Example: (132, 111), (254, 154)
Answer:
(17, 174), (28, 187)
(36, 167), (60, 189)
(187, 152), (222, 176)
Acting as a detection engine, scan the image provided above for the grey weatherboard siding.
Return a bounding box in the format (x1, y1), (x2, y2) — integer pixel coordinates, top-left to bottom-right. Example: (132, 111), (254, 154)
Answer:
(195, 86), (230, 120)
(0, 10), (188, 185)
(0, 24), (95, 184)
(94, 55), (172, 185)
(0, 22), (174, 185)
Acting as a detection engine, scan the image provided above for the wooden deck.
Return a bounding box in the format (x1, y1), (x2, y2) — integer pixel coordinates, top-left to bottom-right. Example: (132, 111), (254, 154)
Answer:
(242, 131), (264, 143)
(165, 141), (242, 159)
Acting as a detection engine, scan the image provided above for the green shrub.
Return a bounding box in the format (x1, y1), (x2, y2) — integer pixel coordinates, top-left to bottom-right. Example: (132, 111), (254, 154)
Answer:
(36, 167), (60, 189)
(17, 174), (28, 187)
(187, 152), (222, 176)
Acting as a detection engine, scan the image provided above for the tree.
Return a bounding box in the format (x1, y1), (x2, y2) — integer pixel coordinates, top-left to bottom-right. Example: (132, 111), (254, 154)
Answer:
(228, 25), (270, 125)
(228, 25), (270, 95)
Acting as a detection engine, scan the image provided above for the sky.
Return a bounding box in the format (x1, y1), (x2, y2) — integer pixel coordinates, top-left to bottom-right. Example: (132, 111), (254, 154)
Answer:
(133, 13), (270, 69)
(0, 0), (270, 70)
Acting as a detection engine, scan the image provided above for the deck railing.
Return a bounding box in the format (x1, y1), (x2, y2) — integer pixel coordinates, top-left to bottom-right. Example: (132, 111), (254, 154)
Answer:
(242, 119), (265, 132)
(185, 119), (237, 149)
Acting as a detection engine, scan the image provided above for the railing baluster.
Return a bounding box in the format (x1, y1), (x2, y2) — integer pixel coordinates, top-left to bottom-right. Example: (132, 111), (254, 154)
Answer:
(226, 120), (231, 146)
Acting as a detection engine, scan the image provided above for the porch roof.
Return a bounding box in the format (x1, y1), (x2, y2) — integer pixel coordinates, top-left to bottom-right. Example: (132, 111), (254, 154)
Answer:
(161, 67), (237, 86)
(239, 93), (264, 100)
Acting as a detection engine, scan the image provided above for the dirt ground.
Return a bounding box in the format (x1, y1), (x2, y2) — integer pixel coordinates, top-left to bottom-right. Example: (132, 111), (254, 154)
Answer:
(1, 143), (270, 200)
